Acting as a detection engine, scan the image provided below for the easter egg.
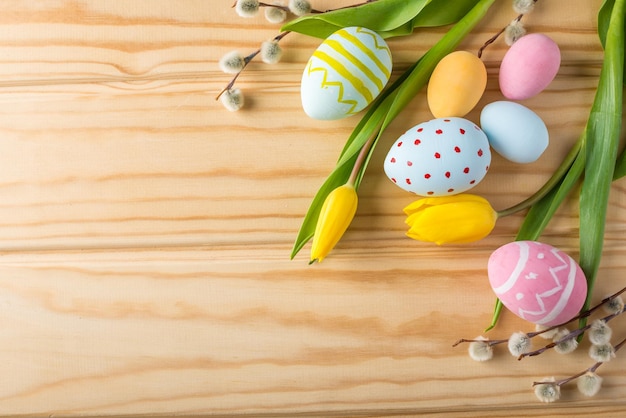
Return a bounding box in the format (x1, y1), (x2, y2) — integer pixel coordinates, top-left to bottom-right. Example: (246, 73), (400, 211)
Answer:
(384, 117), (491, 196)
(480, 101), (549, 163)
(499, 33), (561, 100)
(488, 241), (587, 326)
(427, 51), (487, 118)
(300, 26), (392, 120)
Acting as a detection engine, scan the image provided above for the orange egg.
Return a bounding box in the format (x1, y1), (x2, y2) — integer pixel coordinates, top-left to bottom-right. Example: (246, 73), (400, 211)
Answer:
(427, 51), (487, 118)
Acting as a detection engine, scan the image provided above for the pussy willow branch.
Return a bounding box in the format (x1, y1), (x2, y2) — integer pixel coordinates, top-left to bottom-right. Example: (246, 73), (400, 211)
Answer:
(216, 31), (290, 100)
(519, 309), (623, 360)
(230, 1), (324, 13)
(453, 285), (626, 348)
(232, 1), (379, 14)
(532, 336), (626, 388)
(219, 0), (381, 100)
(477, 0), (539, 58)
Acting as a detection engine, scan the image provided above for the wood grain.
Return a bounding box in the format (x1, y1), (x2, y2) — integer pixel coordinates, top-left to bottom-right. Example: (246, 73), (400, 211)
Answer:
(0, 0), (625, 416)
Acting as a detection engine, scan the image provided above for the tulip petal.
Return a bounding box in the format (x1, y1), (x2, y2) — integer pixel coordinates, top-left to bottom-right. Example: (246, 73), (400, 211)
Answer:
(403, 193), (490, 214)
(404, 195), (496, 245)
(310, 184), (359, 263)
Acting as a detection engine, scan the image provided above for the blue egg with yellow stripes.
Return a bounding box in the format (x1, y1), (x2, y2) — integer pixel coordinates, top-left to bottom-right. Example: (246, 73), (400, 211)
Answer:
(301, 26), (392, 120)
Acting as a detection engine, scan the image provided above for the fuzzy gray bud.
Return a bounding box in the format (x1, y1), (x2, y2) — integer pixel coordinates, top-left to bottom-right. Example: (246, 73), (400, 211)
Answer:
(289, 0), (312, 16)
(468, 336), (494, 362)
(220, 88), (245, 112)
(260, 40), (283, 64)
(508, 332), (531, 357)
(265, 6), (287, 23)
(603, 295), (624, 315)
(219, 51), (246, 74)
(513, 0), (536, 14)
(236, 0), (260, 18)
(577, 372), (603, 397)
(588, 319), (612, 345)
(553, 328), (578, 354)
(504, 20), (527, 45)
(589, 343), (616, 363)
(534, 377), (560, 403)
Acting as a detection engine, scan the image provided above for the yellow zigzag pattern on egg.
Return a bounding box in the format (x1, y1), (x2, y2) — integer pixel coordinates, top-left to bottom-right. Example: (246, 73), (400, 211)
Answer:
(355, 27), (392, 58)
(306, 59), (359, 115)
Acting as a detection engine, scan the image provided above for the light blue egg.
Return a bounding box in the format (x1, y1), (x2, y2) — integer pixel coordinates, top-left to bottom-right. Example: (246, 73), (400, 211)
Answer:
(480, 101), (549, 164)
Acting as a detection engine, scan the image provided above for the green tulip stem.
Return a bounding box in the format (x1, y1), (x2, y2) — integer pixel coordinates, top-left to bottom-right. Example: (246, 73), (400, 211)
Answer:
(495, 133), (584, 219)
(347, 126), (381, 187)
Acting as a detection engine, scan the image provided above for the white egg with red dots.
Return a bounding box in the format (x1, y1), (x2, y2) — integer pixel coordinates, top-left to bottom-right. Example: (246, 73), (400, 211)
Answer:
(384, 117), (491, 196)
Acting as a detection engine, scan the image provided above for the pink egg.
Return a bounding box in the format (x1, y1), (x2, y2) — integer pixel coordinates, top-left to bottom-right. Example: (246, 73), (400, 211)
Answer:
(499, 33), (561, 100)
(488, 241), (587, 326)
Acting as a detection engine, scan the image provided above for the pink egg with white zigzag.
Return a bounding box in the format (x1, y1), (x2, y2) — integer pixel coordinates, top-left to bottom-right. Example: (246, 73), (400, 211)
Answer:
(487, 241), (587, 326)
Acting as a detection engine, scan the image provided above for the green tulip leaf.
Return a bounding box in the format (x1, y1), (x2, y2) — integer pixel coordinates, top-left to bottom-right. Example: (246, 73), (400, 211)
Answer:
(282, 0), (432, 39)
(598, 0), (626, 53)
(409, 0), (486, 28)
(598, 0), (626, 86)
(614, 149), (626, 179)
(579, 0), (624, 326)
(281, 0), (482, 39)
(598, 0), (616, 48)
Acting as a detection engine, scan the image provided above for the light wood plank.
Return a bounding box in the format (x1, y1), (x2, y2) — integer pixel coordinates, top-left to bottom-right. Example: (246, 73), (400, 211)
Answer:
(0, 248), (625, 416)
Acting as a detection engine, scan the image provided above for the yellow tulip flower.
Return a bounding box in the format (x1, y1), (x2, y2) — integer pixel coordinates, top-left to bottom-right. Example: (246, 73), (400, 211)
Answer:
(310, 184), (358, 263)
(404, 194), (497, 245)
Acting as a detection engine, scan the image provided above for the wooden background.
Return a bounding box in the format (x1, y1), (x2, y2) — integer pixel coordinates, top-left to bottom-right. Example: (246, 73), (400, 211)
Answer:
(0, 0), (624, 416)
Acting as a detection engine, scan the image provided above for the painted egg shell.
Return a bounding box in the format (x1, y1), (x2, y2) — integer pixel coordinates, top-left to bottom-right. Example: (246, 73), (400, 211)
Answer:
(384, 117), (491, 196)
(480, 101), (549, 163)
(300, 26), (392, 120)
(427, 51), (487, 118)
(488, 241), (587, 326)
(499, 33), (561, 100)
